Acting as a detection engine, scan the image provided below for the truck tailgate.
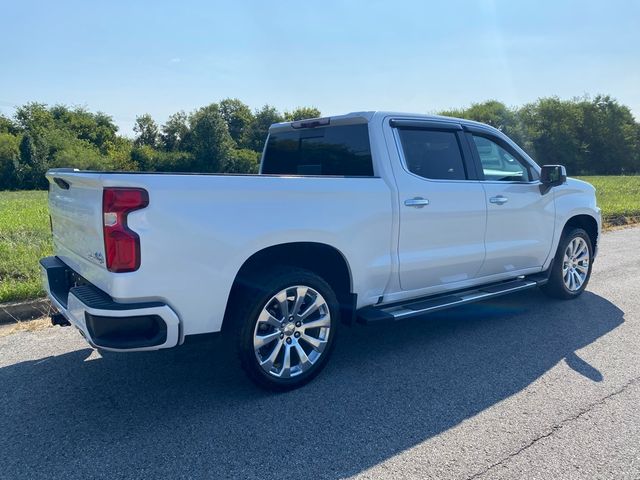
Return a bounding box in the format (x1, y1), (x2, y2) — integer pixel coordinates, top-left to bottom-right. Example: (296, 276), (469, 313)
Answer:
(47, 171), (106, 271)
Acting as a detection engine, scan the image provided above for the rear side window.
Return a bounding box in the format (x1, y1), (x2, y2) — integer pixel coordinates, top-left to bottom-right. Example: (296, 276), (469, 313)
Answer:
(397, 129), (467, 180)
(262, 124), (374, 176)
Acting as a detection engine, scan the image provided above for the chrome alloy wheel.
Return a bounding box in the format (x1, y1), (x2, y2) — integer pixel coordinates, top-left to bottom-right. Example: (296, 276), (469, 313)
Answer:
(562, 237), (590, 291)
(253, 286), (331, 379)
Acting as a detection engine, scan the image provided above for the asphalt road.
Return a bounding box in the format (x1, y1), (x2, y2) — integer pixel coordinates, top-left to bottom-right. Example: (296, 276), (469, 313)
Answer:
(1, 227), (639, 479)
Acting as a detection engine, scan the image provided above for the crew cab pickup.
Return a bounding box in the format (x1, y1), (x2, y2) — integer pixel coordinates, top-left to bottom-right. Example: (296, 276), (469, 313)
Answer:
(41, 112), (601, 390)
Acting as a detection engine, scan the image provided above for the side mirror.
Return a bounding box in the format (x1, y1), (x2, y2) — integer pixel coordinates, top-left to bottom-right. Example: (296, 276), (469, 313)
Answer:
(539, 165), (567, 195)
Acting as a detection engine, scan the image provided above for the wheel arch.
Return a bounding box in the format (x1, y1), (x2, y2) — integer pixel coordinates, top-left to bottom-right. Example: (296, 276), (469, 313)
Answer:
(222, 242), (356, 331)
(563, 214), (599, 254)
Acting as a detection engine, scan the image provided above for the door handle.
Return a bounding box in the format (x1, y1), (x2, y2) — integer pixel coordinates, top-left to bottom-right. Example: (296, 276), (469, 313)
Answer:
(489, 195), (508, 205)
(404, 197), (430, 208)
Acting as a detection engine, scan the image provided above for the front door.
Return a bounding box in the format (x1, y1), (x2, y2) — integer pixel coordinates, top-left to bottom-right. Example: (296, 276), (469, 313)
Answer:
(468, 132), (555, 276)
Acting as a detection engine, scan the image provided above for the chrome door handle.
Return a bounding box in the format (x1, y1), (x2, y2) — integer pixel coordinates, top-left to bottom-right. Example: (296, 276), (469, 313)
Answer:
(404, 197), (430, 208)
(489, 195), (508, 205)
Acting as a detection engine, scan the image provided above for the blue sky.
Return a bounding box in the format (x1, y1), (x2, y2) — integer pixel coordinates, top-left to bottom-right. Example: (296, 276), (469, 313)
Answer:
(1, 0), (639, 135)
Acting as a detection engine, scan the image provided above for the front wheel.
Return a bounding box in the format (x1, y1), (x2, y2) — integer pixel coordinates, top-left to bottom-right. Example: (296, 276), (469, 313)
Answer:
(541, 227), (593, 299)
(234, 267), (339, 391)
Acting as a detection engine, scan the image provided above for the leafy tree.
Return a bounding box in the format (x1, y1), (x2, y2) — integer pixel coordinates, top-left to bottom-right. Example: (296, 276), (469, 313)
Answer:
(219, 98), (254, 149)
(17, 132), (49, 189)
(284, 106), (321, 122)
(133, 114), (160, 148)
(518, 97), (587, 173)
(50, 105), (118, 153)
(50, 138), (106, 171)
(12, 104), (56, 188)
(15, 103), (54, 133)
(105, 136), (136, 171)
(221, 148), (260, 174)
(0, 132), (20, 189)
(577, 95), (639, 174)
(185, 103), (235, 172)
(0, 115), (18, 135)
(440, 100), (526, 146)
(92, 111), (119, 150)
(246, 105), (284, 152)
(161, 111), (189, 151)
(131, 145), (194, 172)
(130, 145), (156, 171)
(2, 96), (638, 190)
(152, 150), (194, 172)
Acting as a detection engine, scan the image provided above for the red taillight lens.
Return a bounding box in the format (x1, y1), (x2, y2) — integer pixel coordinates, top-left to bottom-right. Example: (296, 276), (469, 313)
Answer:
(102, 188), (149, 272)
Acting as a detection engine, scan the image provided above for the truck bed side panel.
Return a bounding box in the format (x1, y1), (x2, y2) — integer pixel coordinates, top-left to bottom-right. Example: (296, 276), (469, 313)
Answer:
(46, 171), (394, 335)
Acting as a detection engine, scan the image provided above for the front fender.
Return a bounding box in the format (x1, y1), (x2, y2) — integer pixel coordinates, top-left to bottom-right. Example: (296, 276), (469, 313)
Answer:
(543, 179), (601, 269)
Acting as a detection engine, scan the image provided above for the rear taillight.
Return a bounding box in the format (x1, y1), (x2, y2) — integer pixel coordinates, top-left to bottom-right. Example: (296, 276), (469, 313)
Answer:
(102, 188), (149, 272)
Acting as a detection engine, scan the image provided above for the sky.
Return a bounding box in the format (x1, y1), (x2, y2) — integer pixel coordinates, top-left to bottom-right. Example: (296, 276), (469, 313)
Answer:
(1, 0), (639, 136)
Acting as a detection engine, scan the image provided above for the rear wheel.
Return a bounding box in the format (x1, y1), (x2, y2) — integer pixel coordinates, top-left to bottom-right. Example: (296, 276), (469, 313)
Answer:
(234, 267), (339, 391)
(541, 228), (593, 299)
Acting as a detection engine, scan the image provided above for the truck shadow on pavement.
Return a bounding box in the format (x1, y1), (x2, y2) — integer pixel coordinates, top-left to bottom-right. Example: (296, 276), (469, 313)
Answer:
(0, 289), (623, 479)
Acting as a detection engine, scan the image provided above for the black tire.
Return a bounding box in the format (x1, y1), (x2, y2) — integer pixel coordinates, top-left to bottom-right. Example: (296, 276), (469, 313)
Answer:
(541, 227), (593, 300)
(233, 267), (339, 391)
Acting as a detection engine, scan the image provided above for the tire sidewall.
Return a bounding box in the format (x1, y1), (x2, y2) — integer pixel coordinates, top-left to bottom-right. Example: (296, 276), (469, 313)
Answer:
(237, 268), (340, 390)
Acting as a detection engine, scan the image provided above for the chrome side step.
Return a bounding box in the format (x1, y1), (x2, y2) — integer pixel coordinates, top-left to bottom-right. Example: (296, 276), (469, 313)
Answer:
(357, 279), (539, 324)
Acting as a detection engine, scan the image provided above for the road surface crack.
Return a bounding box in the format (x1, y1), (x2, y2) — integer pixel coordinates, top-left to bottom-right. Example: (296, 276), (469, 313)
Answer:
(465, 376), (640, 480)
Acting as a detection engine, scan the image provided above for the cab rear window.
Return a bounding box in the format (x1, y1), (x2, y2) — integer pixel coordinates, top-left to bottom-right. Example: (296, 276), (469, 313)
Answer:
(261, 124), (374, 176)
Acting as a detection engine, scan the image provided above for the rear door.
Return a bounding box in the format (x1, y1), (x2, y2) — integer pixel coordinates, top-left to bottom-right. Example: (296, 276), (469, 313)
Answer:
(389, 119), (487, 291)
(466, 130), (555, 276)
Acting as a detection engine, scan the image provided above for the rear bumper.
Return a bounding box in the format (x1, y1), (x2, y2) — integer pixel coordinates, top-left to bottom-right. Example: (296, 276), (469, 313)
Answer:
(40, 256), (180, 352)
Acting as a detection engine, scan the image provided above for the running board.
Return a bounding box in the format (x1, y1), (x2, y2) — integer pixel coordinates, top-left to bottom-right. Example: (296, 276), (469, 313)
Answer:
(357, 279), (539, 324)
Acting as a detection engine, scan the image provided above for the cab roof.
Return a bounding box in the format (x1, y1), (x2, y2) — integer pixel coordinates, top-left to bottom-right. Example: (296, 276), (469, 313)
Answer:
(268, 111), (501, 135)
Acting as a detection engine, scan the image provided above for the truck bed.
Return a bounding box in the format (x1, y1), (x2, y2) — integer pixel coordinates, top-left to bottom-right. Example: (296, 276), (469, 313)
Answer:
(45, 169), (394, 337)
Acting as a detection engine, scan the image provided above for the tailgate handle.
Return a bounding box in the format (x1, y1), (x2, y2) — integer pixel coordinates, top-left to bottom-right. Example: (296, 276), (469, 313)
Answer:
(53, 177), (71, 190)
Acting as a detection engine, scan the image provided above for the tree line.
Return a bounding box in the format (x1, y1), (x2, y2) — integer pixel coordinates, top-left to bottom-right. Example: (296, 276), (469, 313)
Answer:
(0, 95), (638, 190)
(440, 95), (640, 177)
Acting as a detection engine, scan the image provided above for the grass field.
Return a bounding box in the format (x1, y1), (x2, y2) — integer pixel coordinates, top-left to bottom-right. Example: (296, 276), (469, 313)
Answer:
(577, 176), (640, 225)
(0, 176), (638, 303)
(0, 191), (52, 303)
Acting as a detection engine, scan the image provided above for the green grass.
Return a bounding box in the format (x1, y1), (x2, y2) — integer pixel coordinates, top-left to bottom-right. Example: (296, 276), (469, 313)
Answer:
(0, 191), (52, 303)
(577, 176), (640, 225)
(0, 177), (639, 303)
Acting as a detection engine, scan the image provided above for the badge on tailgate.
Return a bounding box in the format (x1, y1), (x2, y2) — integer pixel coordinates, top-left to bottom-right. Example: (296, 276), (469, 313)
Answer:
(88, 252), (105, 265)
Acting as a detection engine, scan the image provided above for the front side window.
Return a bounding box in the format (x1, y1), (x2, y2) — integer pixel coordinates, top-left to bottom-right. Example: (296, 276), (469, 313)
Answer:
(472, 135), (531, 182)
(397, 129), (467, 180)
(261, 124), (374, 176)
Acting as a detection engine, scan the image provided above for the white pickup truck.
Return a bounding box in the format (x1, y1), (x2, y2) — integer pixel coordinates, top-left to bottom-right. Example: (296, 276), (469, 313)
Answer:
(41, 111), (601, 390)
